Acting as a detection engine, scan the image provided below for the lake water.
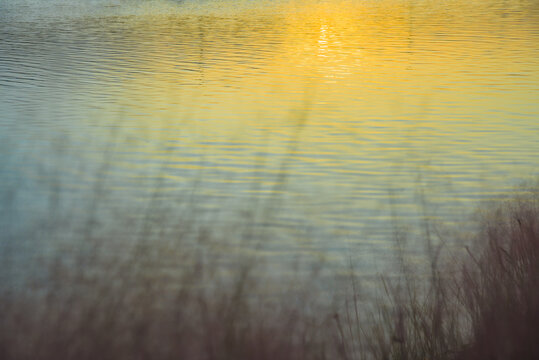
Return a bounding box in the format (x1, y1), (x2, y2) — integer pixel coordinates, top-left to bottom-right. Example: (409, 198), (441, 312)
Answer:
(1, 0), (538, 279)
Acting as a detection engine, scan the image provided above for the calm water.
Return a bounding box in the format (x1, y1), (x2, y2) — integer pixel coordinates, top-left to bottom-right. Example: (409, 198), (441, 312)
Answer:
(1, 0), (538, 277)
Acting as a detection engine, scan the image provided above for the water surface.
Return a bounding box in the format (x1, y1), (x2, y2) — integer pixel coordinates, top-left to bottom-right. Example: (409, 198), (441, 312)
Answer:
(1, 0), (538, 277)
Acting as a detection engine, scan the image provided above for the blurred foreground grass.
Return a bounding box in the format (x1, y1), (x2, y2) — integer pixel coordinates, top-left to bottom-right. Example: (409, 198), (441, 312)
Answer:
(0, 182), (538, 360)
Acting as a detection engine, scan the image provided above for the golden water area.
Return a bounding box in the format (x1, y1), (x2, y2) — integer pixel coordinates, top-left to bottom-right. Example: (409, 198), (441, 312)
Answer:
(1, 0), (538, 274)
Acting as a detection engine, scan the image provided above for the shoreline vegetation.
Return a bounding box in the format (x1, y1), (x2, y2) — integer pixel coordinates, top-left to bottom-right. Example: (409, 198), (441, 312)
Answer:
(0, 184), (538, 360)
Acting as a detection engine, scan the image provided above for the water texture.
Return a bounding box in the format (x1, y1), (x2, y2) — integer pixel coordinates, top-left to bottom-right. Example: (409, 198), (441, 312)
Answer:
(1, 0), (538, 276)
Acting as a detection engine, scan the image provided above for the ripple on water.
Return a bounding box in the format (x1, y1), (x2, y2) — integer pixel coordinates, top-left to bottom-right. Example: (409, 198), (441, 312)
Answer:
(0, 0), (538, 276)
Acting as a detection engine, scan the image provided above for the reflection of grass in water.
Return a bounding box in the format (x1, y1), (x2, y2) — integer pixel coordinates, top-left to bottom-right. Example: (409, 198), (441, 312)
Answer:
(1, 176), (538, 359)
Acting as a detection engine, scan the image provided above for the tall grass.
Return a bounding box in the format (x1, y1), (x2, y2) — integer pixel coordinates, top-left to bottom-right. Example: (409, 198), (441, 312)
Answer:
(456, 193), (539, 360)
(354, 186), (539, 360)
(0, 186), (537, 359)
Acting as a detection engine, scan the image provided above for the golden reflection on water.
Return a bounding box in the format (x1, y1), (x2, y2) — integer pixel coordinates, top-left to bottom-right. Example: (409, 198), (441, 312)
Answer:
(103, 0), (538, 157)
